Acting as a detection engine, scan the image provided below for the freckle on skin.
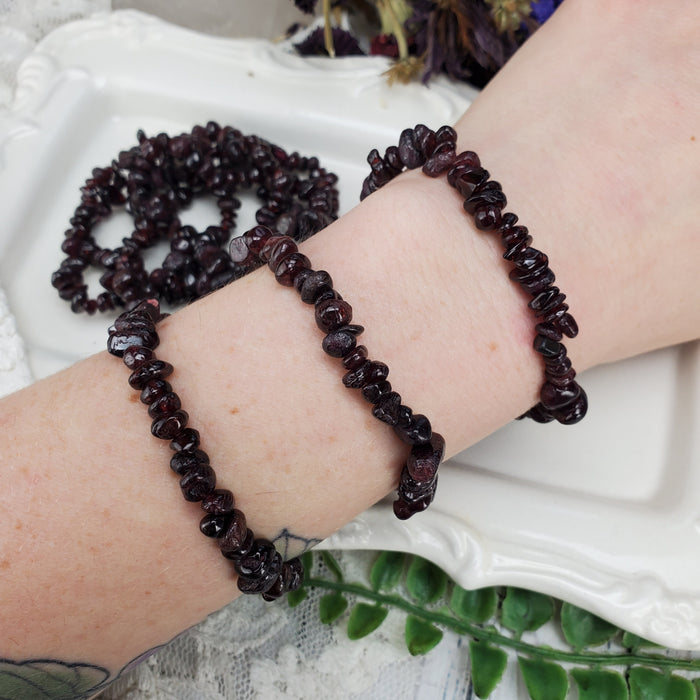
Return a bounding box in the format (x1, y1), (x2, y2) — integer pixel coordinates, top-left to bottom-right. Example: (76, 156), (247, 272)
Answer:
(230, 407), (239, 415)
(0, 559), (9, 569)
(129, 393), (138, 402)
(15, 520), (22, 530)
(488, 342), (498, 352)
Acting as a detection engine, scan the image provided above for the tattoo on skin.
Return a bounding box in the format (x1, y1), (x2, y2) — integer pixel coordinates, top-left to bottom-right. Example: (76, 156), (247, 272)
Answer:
(0, 644), (167, 700)
(0, 535), (315, 697)
(272, 528), (322, 560)
(0, 658), (110, 699)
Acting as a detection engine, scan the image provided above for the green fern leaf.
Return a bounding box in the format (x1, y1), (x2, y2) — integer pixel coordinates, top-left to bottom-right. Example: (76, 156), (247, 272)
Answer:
(629, 667), (695, 700)
(560, 602), (619, 651)
(406, 556), (447, 604)
(319, 592), (348, 624)
(451, 585), (498, 623)
(469, 640), (508, 698)
(571, 668), (628, 700)
(501, 588), (554, 637)
(405, 615), (443, 656)
(347, 603), (388, 640)
(287, 587), (308, 608)
(518, 656), (568, 700)
(370, 551), (406, 591)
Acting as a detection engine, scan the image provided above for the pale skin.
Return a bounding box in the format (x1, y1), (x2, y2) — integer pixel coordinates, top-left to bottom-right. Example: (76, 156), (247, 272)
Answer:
(1, 0), (699, 695)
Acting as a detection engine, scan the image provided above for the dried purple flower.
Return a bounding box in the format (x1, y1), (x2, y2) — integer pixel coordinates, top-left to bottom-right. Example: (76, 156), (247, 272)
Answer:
(530, 0), (564, 24)
(294, 26), (366, 56)
(408, 0), (520, 87)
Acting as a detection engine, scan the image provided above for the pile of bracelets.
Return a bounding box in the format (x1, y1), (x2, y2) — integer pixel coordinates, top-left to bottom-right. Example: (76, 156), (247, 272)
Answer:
(52, 121), (585, 599)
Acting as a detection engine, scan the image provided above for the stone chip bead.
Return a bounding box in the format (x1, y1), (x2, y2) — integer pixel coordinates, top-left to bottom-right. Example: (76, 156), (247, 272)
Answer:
(107, 299), (304, 599)
(315, 297), (353, 332)
(407, 432), (445, 482)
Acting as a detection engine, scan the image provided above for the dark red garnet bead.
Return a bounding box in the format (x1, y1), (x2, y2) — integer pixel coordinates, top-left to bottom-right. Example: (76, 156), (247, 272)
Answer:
(200, 512), (230, 538)
(322, 328), (358, 358)
(299, 270), (333, 303)
(170, 427), (200, 452)
(147, 392), (182, 418)
(151, 410), (189, 440)
(394, 413), (432, 445)
(407, 432), (445, 481)
(170, 448), (209, 476)
(315, 298), (353, 332)
(179, 463), (216, 502)
(372, 392), (402, 425)
(201, 488), (235, 515)
(219, 510), (250, 557)
(342, 345), (368, 370)
(275, 253), (310, 286)
(123, 346), (154, 370)
(140, 378), (172, 405)
(128, 360), (174, 390)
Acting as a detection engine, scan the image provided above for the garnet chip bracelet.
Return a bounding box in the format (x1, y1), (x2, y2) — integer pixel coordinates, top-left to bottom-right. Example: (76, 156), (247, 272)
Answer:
(98, 120), (585, 600)
(360, 124), (587, 426)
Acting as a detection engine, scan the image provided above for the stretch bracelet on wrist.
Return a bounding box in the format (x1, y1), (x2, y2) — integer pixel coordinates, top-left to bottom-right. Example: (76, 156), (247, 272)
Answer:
(106, 229), (446, 601)
(107, 299), (304, 600)
(58, 123), (444, 601)
(360, 124), (587, 425)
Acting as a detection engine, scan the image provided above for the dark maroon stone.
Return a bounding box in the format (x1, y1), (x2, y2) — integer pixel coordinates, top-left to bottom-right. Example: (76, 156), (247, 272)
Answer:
(140, 378), (172, 405)
(535, 322), (562, 341)
(422, 141), (457, 177)
(361, 380), (392, 404)
(128, 359), (174, 389)
(342, 360), (371, 388)
(219, 511), (252, 559)
(275, 252), (311, 286)
(170, 448), (209, 476)
(394, 413), (432, 445)
(266, 236), (298, 270)
(342, 345), (368, 370)
(398, 128), (424, 169)
(170, 427), (200, 452)
(201, 488), (235, 515)
(474, 205), (502, 230)
(200, 512), (230, 537)
(299, 270), (333, 304)
(533, 334), (562, 358)
(366, 361), (389, 383)
(547, 367), (577, 387)
(552, 388), (588, 424)
(258, 235), (287, 262)
(524, 403), (555, 423)
(179, 462), (216, 501)
(123, 346), (154, 370)
(407, 432), (445, 481)
(315, 298), (352, 332)
(510, 267), (555, 295)
(558, 313), (579, 339)
(229, 236), (254, 265)
(372, 391), (402, 425)
(151, 410), (188, 439)
(322, 328), (357, 358)
(147, 391), (182, 418)
(540, 381), (581, 410)
(243, 225), (274, 255)
(396, 404), (413, 427)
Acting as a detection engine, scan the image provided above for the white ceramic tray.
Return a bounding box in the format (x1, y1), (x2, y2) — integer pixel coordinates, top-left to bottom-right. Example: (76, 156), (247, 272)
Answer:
(1, 10), (698, 649)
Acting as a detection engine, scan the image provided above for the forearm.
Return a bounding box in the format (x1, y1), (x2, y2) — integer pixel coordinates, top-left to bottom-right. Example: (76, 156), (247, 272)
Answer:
(2, 0), (699, 687)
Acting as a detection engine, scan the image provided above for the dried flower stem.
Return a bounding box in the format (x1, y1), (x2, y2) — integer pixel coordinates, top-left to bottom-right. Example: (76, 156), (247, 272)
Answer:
(322, 0), (335, 56)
